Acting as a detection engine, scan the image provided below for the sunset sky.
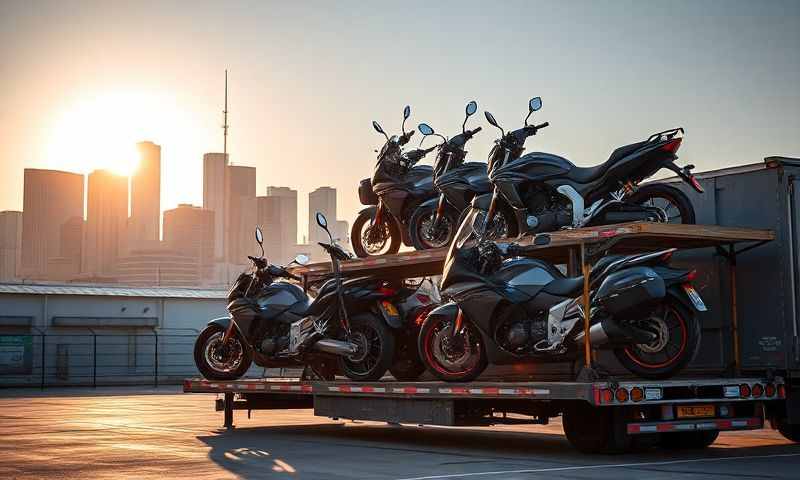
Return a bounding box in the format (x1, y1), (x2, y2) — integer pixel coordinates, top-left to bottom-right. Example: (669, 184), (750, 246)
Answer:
(1, 0), (798, 240)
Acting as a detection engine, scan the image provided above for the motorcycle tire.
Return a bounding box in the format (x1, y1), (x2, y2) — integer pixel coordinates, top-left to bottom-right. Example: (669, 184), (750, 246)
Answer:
(338, 314), (395, 381)
(389, 331), (427, 381)
(419, 311), (487, 382)
(351, 210), (401, 258)
(409, 203), (459, 250)
(194, 324), (253, 381)
(455, 204), (518, 240)
(613, 299), (701, 379)
(629, 183), (696, 224)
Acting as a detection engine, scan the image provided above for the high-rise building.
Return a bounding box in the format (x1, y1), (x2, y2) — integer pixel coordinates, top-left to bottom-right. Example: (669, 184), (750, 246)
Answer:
(0, 211), (22, 281)
(203, 153), (228, 262)
(129, 141), (161, 249)
(46, 216), (84, 281)
(20, 169), (84, 279)
(309, 186), (338, 245)
(225, 165), (257, 265)
(83, 170), (128, 278)
(258, 186), (298, 263)
(163, 204), (215, 283)
(116, 248), (200, 287)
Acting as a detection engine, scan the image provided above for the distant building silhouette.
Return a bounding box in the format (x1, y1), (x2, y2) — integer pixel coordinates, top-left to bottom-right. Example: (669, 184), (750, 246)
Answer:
(225, 165), (257, 267)
(46, 216), (84, 281)
(0, 211), (22, 281)
(258, 186), (298, 264)
(202, 152), (227, 265)
(163, 204), (215, 283)
(83, 170), (128, 278)
(116, 248), (200, 286)
(20, 169), (84, 279)
(309, 187), (349, 256)
(129, 141), (161, 249)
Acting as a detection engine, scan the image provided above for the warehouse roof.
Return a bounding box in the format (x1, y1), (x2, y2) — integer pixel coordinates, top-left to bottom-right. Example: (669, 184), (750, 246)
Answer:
(0, 283), (228, 299)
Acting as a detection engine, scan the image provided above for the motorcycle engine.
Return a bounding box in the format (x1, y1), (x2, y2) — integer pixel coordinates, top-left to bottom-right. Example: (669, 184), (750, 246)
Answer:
(523, 188), (573, 232)
(497, 317), (548, 354)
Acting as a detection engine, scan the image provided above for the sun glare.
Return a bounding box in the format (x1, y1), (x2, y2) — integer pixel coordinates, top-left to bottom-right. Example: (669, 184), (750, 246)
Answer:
(44, 92), (163, 177)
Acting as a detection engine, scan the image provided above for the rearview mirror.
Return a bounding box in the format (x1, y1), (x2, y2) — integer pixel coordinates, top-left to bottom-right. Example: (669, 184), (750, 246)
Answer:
(529, 97), (542, 112)
(465, 101), (477, 117)
(372, 121), (385, 135)
(418, 123), (434, 136)
(255, 227), (263, 245)
(315, 212), (328, 229)
(293, 254), (310, 266)
(484, 111), (499, 128)
(403, 105), (411, 119)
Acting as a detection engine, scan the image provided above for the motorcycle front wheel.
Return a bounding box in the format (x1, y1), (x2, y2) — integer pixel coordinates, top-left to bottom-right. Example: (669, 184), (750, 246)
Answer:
(338, 314), (395, 381)
(409, 203), (459, 250)
(351, 210), (401, 258)
(194, 324), (253, 380)
(629, 183), (696, 224)
(419, 312), (487, 382)
(614, 299), (701, 379)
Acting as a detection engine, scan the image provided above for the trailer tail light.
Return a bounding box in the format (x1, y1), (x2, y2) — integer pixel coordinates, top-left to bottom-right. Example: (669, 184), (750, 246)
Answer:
(615, 388), (629, 403)
(630, 387), (644, 402)
(752, 384), (764, 398)
(661, 137), (682, 153)
(601, 389), (614, 404)
(765, 384), (776, 398)
(740, 384), (751, 398)
(778, 384), (786, 399)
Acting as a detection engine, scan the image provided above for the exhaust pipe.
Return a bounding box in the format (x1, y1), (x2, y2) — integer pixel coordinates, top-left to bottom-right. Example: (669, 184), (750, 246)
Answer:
(574, 322), (610, 346)
(313, 338), (359, 356)
(574, 319), (656, 346)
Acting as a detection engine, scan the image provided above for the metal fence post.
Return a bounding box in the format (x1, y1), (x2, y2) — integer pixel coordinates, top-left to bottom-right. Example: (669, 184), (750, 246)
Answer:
(93, 332), (97, 388)
(153, 330), (159, 388)
(40, 333), (46, 390)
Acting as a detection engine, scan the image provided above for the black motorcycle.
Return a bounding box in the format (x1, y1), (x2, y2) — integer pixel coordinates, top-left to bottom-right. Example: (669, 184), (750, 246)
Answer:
(417, 208), (706, 382)
(475, 97), (702, 238)
(194, 213), (399, 381)
(352, 106), (438, 257)
(408, 101), (492, 250)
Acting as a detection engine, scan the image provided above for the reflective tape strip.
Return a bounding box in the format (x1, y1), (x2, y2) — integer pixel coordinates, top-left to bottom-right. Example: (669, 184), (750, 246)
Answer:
(627, 417), (762, 434)
(392, 387), (431, 394)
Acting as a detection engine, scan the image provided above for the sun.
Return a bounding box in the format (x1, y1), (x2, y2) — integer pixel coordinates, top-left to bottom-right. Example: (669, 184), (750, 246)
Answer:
(44, 91), (161, 176)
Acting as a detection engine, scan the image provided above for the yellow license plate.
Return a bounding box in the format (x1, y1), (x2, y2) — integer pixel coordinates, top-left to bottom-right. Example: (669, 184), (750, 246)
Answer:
(677, 405), (715, 418)
(381, 301), (399, 316)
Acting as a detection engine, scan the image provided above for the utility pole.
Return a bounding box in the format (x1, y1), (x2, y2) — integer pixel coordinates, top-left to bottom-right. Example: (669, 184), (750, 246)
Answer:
(223, 69), (229, 157)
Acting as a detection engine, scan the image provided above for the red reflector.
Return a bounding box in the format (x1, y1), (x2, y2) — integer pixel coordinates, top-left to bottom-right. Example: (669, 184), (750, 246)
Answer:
(377, 287), (397, 297)
(602, 389), (614, 404)
(752, 384), (764, 397)
(630, 387), (644, 402)
(689, 175), (705, 193)
(661, 138), (682, 153)
(740, 384), (751, 397)
(765, 384), (776, 397)
(778, 384), (786, 398)
(686, 270), (697, 282)
(615, 388), (629, 403)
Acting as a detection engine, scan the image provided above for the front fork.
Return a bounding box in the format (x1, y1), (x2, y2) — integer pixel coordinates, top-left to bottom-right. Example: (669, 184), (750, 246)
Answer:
(221, 320), (237, 344)
(431, 193), (447, 230)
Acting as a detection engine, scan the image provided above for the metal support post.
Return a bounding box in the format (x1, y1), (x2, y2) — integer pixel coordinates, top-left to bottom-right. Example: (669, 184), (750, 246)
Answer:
(581, 243), (592, 368)
(728, 245), (741, 374)
(224, 392), (235, 429)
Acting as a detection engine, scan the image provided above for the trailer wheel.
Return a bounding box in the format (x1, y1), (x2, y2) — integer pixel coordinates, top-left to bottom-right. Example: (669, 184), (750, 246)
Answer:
(777, 419), (800, 442)
(562, 403), (629, 454)
(659, 430), (719, 449)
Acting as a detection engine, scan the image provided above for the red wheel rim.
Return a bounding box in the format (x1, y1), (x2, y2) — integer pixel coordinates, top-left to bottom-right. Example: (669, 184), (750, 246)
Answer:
(423, 315), (482, 378)
(624, 305), (688, 369)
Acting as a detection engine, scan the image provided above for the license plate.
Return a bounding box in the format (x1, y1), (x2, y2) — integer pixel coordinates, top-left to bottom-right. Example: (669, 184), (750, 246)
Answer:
(677, 405), (715, 418)
(683, 284), (707, 311)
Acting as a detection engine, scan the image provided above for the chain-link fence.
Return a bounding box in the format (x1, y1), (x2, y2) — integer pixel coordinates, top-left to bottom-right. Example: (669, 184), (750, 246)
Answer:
(0, 329), (297, 388)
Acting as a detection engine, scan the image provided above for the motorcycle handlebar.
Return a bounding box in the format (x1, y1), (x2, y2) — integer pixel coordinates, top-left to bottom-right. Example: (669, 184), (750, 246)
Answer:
(466, 126), (482, 138)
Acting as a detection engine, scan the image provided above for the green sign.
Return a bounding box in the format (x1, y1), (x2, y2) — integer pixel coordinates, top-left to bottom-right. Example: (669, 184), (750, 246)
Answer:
(0, 335), (33, 374)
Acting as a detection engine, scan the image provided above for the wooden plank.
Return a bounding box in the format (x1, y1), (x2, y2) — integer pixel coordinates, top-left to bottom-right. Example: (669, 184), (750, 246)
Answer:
(289, 222), (774, 281)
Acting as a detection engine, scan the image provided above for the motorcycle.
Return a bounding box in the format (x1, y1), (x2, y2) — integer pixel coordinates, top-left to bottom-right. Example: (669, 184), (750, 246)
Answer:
(475, 97), (702, 238)
(193, 213), (399, 381)
(408, 100), (492, 250)
(417, 208), (706, 382)
(352, 106), (438, 257)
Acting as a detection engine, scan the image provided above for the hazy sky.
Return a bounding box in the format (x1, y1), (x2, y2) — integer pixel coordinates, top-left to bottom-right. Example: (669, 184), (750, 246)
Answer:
(1, 0), (798, 240)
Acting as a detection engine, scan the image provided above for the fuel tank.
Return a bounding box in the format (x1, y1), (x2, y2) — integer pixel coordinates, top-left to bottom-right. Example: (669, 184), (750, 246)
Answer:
(493, 257), (563, 300)
(491, 152), (573, 184)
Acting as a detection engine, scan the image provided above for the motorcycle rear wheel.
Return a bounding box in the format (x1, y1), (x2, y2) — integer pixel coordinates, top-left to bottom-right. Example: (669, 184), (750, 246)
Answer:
(194, 324), (253, 380)
(614, 299), (700, 379)
(629, 183), (696, 224)
(338, 314), (395, 381)
(351, 210), (401, 258)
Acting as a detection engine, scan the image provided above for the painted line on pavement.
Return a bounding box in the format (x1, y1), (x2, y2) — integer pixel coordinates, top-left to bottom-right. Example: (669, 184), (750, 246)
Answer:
(394, 452), (800, 480)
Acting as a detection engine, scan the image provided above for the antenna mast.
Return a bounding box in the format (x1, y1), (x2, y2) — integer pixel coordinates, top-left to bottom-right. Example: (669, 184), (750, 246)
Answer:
(223, 69), (229, 157)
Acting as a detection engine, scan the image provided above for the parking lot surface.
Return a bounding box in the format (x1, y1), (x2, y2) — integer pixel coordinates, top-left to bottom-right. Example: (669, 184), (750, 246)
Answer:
(1, 387), (799, 479)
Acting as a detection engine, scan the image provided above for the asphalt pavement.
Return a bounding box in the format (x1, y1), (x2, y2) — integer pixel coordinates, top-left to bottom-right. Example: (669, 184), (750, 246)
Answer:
(1, 386), (798, 479)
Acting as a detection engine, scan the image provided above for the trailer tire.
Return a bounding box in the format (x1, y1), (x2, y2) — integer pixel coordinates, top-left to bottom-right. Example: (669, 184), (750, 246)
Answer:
(658, 430), (719, 449)
(777, 419), (800, 442)
(562, 402), (630, 454)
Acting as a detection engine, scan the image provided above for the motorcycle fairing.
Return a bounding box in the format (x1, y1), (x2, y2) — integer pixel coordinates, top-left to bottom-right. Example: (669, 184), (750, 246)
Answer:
(436, 162), (492, 211)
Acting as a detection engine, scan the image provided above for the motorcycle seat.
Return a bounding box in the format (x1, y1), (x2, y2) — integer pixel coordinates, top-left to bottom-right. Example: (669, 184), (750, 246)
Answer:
(566, 141), (649, 183)
(541, 276), (585, 296)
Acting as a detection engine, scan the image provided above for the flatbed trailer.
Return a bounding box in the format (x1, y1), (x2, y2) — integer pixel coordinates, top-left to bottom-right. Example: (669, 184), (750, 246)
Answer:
(187, 220), (795, 453)
(183, 375), (786, 453)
